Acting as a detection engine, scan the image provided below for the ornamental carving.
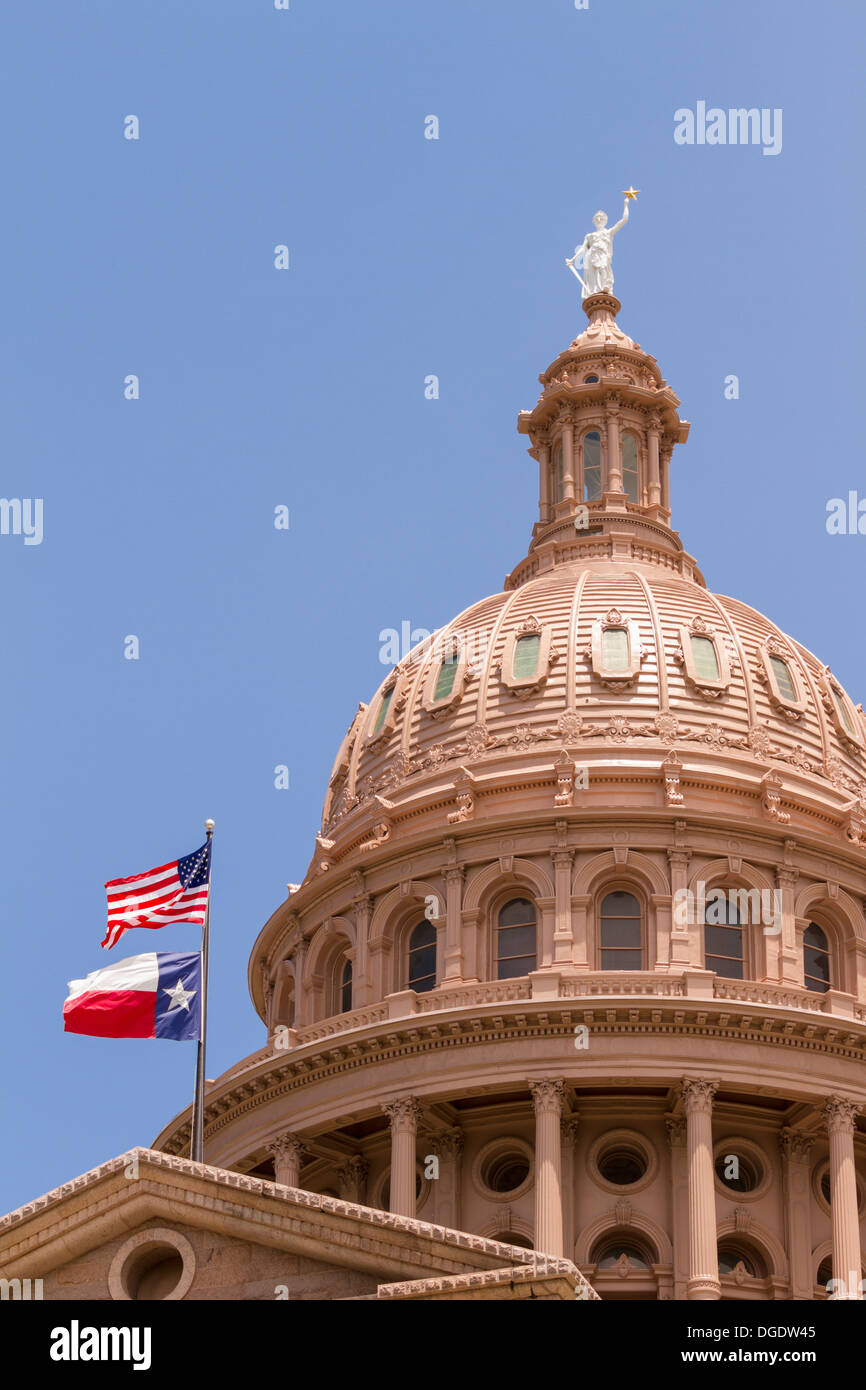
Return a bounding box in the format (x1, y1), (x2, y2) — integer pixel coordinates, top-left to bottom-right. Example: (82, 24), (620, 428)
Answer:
(760, 770), (790, 825)
(680, 1078), (719, 1114)
(382, 1096), (424, 1130)
(779, 1128), (814, 1163)
(663, 750), (684, 807)
(823, 1095), (862, 1135)
(529, 1078), (566, 1114)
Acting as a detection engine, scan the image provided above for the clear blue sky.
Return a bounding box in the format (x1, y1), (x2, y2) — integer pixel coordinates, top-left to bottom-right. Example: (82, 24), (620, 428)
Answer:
(1, 0), (864, 1216)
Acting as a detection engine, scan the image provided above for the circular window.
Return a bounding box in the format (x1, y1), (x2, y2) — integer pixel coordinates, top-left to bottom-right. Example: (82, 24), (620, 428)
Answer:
(814, 1161), (865, 1217)
(588, 1130), (656, 1194)
(712, 1138), (770, 1201)
(599, 1146), (646, 1186)
(473, 1138), (534, 1202)
(495, 1230), (534, 1250)
(108, 1228), (195, 1302)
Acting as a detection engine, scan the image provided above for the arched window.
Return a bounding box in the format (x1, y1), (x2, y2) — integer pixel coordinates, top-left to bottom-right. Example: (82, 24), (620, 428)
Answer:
(339, 957), (353, 1013)
(621, 432), (639, 503)
(496, 1230), (534, 1250)
(593, 1240), (651, 1270)
(407, 920), (437, 993)
(704, 896), (744, 979)
(769, 654), (797, 702)
(584, 374), (599, 384)
(718, 1243), (765, 1279)
(583, 431), (602, 501)
(600, 892), (642, 970)
(803, 923), (830, 993)
(496, 898), (537, 979)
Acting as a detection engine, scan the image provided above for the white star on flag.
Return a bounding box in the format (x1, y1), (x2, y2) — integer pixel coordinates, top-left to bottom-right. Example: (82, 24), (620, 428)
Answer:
(163, 977), (197, 1012)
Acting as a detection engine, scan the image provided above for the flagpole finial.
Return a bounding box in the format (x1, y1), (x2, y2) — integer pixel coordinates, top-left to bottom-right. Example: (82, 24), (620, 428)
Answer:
(205, 819), (215, 834)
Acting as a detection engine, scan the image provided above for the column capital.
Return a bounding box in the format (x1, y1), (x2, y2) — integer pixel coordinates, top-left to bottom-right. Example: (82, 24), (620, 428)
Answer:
(434, 1126), (465, 1160)
(382, 1095), (423, 1132)
(779, 1127), (815, 1162)
(266, 1132), (306, 1163)
(560, 1116), (580, 1146)
(529, 1077), (566, 1115)
(665, 1114), (687, 1148)
(823, 1095), (862, 1136)
(552, 848), (575, 868)
(680, 1078), (719, 1115)
(445, 865), (465, 884)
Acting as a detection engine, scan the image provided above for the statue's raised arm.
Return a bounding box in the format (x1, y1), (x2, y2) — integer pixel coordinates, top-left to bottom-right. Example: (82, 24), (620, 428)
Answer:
(610, 200), (630, 236)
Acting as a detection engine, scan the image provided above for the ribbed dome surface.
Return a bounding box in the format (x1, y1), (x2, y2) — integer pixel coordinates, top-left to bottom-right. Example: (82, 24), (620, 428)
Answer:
(323, 555), (866, 839)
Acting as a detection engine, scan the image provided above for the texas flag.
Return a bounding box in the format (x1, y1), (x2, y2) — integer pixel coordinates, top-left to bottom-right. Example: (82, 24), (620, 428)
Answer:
(63, 951), (202, 1041)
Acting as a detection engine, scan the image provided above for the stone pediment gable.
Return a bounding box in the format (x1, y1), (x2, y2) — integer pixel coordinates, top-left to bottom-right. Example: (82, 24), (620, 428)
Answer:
(0, 1148), (592, 1302)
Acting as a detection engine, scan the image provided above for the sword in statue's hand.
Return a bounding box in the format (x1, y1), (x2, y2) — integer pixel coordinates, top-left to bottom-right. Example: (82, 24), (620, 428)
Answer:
(565, 254), (586, 292)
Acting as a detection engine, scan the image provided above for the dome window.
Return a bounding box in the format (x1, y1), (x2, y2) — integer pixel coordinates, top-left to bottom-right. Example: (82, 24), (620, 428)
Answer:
(819, 669), (865, 747)
(373, 688), (393, 733)
(600, 891), (643, 970)
(501, 618), (557, 697)
(757, 641), (806, 718)
(584, 374), (599, 384)
(803, 922), (830, 993)
(621, 432), (640, 504)
(422, 636), (468, 718)
(513, 632), (541, 679)
(365, 673), (404, 746)
(704, 897), (744, 980)
(677, 619), (731, 697)
(407, 920), (437, 993)
(582, 431), (602, 501)
(590, 610), (644, 689)
(496, 898), (537, 979)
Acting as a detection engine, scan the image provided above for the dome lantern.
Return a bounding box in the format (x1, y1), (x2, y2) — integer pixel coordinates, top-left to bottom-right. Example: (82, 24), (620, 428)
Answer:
(512, 291), (694, 591)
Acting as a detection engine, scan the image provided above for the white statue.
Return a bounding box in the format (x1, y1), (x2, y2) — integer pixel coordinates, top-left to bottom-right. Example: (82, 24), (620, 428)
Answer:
(566, 190), (637, 299)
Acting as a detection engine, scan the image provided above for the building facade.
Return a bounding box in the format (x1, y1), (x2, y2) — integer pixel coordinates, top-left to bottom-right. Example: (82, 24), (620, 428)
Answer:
(149, 290), (866, 1300)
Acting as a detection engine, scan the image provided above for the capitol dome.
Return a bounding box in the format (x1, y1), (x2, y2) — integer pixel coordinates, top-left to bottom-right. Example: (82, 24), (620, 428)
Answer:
(154, 291), (866, 1303)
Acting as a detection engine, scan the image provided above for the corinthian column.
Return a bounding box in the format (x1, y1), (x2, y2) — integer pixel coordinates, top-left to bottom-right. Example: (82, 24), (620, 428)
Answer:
(779, 1129), (814, 1300)
(382, 1096), (422, 1218)
(824, 1096), (863, 1299)
(529, 1078), (566, 1257)
(680, 1078), (720, 1300)
(267, 1132), (306, 1189)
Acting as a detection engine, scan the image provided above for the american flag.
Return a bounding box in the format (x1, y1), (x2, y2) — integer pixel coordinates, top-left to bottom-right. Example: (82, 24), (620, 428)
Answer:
(102, 841), (211, 950)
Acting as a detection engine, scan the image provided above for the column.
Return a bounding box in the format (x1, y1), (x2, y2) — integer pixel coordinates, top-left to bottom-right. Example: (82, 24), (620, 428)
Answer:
(666, 1115), (689, 1301)
(775, 867), (799, 987)
(681, 1078), (720, 1300)
(383, 1096), (422, 1218)
(537, 442), (552, 523)
(824, 1095), (863, 1298)
(647, 414), (662, 507)
(552, 847), (575, 965)
(606, 401), (623, 494)
(337, 1155), (369, 1205)
(660, 445), (672, 511)
(666, 846), (694, 970)
(562, 417), (576, 502)
(292, 940), (309, 1027)
(443, 864), (465, 981)
(779, 1129), (814, 1299)
(267, 1132), (306, 1189)
(529, 1078), (566, 1257)
(434, 1127), (464, 1230)
(561, 1116), (580, 1258)
(351, 891), (373, 1004)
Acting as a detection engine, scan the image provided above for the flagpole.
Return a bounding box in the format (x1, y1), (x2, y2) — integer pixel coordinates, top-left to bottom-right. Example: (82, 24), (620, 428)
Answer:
(190, 818), (214, 1164)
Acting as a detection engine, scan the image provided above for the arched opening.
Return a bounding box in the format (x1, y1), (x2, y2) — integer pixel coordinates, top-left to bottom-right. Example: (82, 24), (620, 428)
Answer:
(621, 432), (639, 503)
(339, 956), (353, 1013)
(583, 431), (602, 501)
(496, 898), (537, 979)
(407, 919), (437, 993)
(600, 891), (643, 970)
(704, 894), (744, 980)
(803, 922), (830, 993)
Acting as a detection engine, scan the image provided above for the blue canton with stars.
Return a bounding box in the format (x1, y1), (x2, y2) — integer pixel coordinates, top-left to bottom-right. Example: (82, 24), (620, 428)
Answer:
(178, 841), (211, 889)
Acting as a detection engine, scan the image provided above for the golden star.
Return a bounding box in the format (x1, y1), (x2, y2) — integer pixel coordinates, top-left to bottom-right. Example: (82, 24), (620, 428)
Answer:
(622, 186), (640, 201)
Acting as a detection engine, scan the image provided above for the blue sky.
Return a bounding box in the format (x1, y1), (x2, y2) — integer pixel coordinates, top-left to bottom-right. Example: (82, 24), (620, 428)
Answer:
(1, 0), (864, 1215)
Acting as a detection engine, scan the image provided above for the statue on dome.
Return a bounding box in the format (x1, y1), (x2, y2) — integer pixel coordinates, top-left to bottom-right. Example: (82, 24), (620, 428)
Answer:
(566, 189), (638, 299)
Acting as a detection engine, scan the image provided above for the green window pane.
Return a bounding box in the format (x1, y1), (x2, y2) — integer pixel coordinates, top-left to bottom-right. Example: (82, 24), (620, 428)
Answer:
(769, 655), (796, 702)
(513, 633), (540, 679)
(373, 688), (393, 732)
(832, 686), (855, 734)
(602, 627), (629, 672)
(691, 635), (720, 682)
(433, 653), (459, 702)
